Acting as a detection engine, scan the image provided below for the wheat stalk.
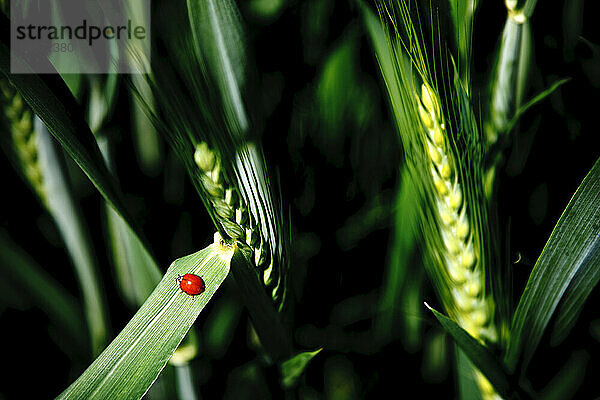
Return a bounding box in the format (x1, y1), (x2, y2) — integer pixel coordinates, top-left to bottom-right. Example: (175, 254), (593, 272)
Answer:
(1, 80), (46, 204)
(1, 79), (110, 354)
(194, 141), (285, 310)
(485, 0), (531, 148)
(416, 82), (500, 400)
(483, 0), (536, 202)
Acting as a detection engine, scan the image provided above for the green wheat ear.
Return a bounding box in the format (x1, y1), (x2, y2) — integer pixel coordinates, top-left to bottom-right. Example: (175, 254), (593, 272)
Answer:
(416, 83), (500, 400)
(126, 0), (289, 318)
(194, 141), (286, 311)
(416, 82), (496, 343)
(485, 0), (532, 147)
(1, 80), (46, 205)
(374, 2), (501, 398)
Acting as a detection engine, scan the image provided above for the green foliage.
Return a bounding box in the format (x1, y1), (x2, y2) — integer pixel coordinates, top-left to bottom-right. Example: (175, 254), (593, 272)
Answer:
(187, 0), (248, 136)
(35, 123), (109, 355)
(57, 240), (233, 400)
(376, 167), (422, 348)
(426, 304), (513, 398)
(1, 1), (599, 398)
(0, 32), (149, 255)
(106, 202), (162, 306)
(280, 348), (322, 389)
(506, 157), (600, 374)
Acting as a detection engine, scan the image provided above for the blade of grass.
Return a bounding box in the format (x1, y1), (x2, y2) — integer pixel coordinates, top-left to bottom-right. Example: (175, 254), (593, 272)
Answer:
(97, 137), (162, 307)
(229, 246), (292, 361)
(280, 348), (322, 389)
(376, 167), (421, 348)
(505, 157), (600, 374)
(106, 203), (162, 306)
(57, 236), (234, 400)
(0, 20), (148, 254)
(174, 365), (198, 400)
(425, 304), (514, 399)
(503, 78), (570, 134)
(361, 1), (403, 132)
(36, 119), (109, 355)
(131, 73), (163, 176)
(186, 0), (248, 135)
(456, 347), (484, 400)
(448, 0), (478, 87)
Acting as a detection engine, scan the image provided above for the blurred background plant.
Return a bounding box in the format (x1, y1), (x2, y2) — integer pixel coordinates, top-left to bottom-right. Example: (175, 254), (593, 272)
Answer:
(1, 0), (599, 398)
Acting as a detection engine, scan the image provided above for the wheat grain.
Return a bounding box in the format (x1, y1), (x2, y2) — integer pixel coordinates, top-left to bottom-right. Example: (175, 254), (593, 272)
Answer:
(417, 83), (500, 399)
(1, 80), (46, 204)
(194, 141), (284, 310)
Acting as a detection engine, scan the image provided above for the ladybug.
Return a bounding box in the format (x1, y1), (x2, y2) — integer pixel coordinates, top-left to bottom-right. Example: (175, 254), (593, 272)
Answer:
(176, 273), (206, 297)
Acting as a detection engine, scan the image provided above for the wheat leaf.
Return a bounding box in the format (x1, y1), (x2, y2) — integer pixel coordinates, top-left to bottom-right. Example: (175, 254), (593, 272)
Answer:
(36, 120), (109, 354)
(504, 78), (570, 133)
(505, 157), (600, 374)
(0, 21), (148, 254)
(57, 239), (234, 400)
(280, 349), (322, 389)
(229, 245), (292, 361)
(425, 304), (513, 398)
(186, 0), (248, 135)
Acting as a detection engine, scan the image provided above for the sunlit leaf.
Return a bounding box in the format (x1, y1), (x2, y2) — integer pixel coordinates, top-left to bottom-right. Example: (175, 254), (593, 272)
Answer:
(36, 121), (108, 354)
(280, 348), (322, 389)
(505, 157), (600, 374)
(57, 238), (234, 400)
(186, 0), (248, 135)
(426, 304), (513, 398)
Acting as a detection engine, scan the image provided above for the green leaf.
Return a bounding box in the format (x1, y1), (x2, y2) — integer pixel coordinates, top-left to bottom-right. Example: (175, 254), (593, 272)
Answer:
(174, 365), (198, 400)
(361, 1), (403, 130)
(0, 21), (147, 253)
(57, 238), (234, 400)
(87, 74), (119, 134)
(229, 245), (292, 361)
(36, 121), (109, 355)
(204, 294), (242, 359)
(106, 202), (162, 307)
(280, 349), (322, 389)
(376, 168), (421, 348)
(503, 78), (570, 134)
(456, 348), (484, 400)
(96, 135), (162, 309)
(425, 304), (513, 398)
(186, 0), (248, 135)
(448, 0), (478, 86)
(130, 73), (162, 176)
(505, 157), (600, 374)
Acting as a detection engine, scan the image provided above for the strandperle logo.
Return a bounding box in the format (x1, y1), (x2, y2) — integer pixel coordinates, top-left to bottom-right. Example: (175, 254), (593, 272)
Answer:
(15, 19), (147, 47)
(10, 0), (151, 74)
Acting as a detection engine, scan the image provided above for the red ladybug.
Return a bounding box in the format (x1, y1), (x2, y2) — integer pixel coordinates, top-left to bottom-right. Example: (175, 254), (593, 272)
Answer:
(176, 273), (206, 296)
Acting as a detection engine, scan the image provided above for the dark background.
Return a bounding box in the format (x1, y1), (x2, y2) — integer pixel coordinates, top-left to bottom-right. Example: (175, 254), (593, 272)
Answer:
(1, 0), (599, 398)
